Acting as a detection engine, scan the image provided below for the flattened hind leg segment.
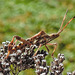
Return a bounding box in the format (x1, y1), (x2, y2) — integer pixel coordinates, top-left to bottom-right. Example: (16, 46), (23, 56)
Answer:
(5, 35), (31, 59)
(5, 50), (10, 59)
(11, 35), (31, 45)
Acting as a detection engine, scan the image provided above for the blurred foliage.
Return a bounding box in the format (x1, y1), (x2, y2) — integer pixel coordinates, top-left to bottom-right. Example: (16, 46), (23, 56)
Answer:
(0, 0), (75, 75)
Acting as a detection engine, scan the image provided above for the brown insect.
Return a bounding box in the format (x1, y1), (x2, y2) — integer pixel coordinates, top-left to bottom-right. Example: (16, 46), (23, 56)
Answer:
(5, 10), (75, 59)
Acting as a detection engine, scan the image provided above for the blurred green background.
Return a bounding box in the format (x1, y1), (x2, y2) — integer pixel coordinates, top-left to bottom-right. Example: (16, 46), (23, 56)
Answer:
(0, 0), (75, 75)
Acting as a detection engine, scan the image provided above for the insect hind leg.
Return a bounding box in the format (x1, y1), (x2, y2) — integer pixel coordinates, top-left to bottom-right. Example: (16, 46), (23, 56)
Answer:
(5, 50), (10, 59)
(11, 35), (31, 45)
(5, 35), (31, 59)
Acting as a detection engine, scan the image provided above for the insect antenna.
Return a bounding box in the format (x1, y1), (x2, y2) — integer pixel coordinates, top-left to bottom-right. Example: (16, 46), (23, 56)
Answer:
(58, 10), (75, 34)
(59, 9), (68, 31)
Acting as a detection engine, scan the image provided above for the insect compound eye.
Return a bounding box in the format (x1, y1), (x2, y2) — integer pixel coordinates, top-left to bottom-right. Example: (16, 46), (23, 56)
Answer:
(50, 33), (54, 36)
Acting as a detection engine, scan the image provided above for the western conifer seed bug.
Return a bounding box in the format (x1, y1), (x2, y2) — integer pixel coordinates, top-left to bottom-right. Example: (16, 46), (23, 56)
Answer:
(5, 10), (75, 59)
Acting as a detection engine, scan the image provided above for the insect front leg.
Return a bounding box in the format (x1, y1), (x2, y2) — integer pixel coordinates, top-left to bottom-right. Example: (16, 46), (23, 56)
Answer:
(46, 43), (57, 59)
(45, 45), (49, 52)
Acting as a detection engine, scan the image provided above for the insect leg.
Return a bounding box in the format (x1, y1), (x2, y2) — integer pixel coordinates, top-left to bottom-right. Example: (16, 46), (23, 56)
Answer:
(5, 50), (11, 59)
(13, 40), (17, 45)
(10, 35), (31, 46)
(5, 36), (19, 59)
(46, 43), (57, 59)
(33, 44), (42, 57)
(5, 46), (17, 59)
(45, 45), (49, 52)
(5, 36), (31, 59)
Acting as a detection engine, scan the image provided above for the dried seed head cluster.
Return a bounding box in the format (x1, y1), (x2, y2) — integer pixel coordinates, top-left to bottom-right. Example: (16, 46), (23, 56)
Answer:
(67, 71), (75, 75)
(34, 53), (49, 75)
(0, 41), (75, 75)
(0, 41), (37, 75)
(0, 41), (48, 75)
(50, 53), (65, 75)
(34, 53), (65, 75)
